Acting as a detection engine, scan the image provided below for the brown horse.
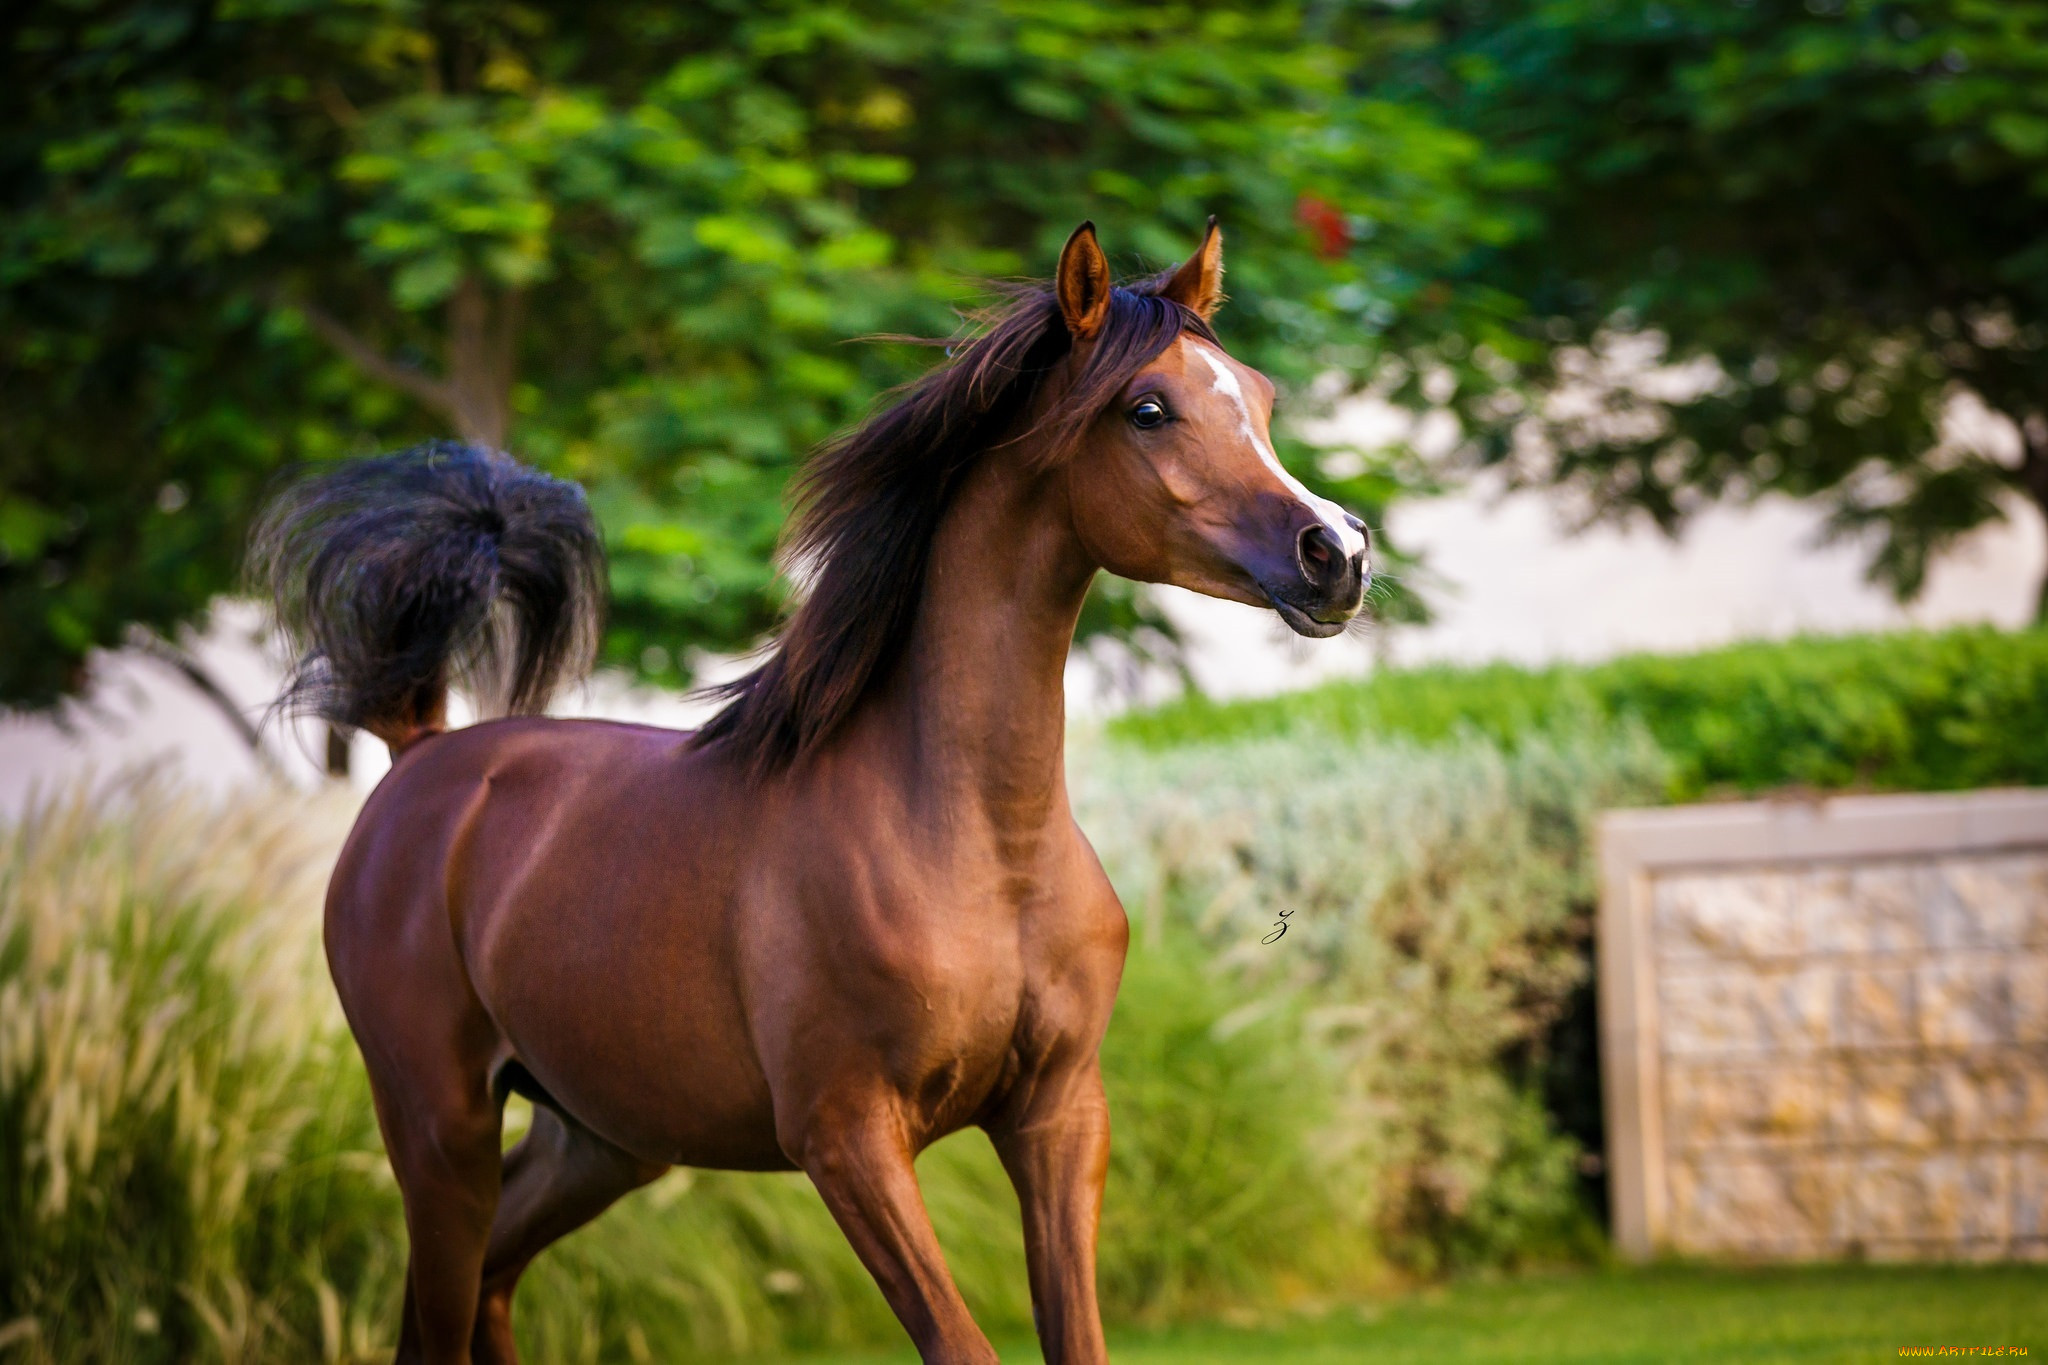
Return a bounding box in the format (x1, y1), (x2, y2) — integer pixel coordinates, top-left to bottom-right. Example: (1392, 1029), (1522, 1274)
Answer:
(255, 221), (1367, 1364)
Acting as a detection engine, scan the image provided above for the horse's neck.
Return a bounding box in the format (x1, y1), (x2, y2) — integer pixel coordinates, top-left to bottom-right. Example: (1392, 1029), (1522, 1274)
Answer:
(880, 453), (1094, 839)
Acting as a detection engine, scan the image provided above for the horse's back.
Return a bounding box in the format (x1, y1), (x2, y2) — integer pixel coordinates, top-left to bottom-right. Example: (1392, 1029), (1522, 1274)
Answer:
(329, 715), (703, 931)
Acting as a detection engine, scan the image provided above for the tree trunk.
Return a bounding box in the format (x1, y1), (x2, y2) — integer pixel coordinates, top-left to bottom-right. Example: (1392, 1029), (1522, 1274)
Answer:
(2024, 434), (2048, 623)
(294, 278), (522, 450)
(325, 723), (352, 778)
(445, 276), (521, 449)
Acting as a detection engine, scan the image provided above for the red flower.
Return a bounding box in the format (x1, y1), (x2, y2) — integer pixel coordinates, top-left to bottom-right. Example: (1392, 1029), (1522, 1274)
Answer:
(1295, 193), (1349, 259)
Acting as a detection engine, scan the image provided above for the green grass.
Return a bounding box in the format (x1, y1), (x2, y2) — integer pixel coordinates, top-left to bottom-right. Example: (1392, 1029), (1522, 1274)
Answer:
(759, 1264), (2048, 1363)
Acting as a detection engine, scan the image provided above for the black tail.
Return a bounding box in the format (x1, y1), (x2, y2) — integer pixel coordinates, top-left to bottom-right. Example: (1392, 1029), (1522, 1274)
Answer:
(250, 442), (606, 751)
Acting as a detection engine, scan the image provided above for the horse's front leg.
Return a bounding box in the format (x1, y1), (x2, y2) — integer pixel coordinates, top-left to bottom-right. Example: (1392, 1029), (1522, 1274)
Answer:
(989, 1062), (1111, 1365)
(789, 1098), (998, 1365)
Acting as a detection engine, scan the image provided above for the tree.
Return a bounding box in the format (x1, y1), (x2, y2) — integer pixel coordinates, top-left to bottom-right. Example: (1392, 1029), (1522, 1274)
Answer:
(1396, 0), (2048, 617)
(2, 0), (1513, 716)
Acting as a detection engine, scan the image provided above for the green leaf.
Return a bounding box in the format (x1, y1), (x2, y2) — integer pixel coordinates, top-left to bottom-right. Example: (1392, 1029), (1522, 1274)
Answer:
(391, 254), (462, 308)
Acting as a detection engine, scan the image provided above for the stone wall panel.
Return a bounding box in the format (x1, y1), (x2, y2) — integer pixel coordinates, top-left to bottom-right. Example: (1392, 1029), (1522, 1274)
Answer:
(2012, 961), (2048, 1044)
(1656, 872), (1802, 961)
(2012, 1148), (2048, 1253)
(1666, 1059), (1832, 1151)
(1662, 967), (1836, 1057)
(1839, 965), (1917, 1050)
(1600, 790), (2048, 1261)
(1668, 1154), (1839, 1256)
(1916, 960), (2015, 1048)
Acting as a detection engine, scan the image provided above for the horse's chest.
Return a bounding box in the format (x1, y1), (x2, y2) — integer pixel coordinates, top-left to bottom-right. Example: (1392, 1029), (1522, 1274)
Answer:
(811, 893), (1046, 1058)
(871, 913), (1030, 1051)
(883, 959), (1047, 1138)
(872, 899), (1115, 1102)
(749, 806), (1121, 1134)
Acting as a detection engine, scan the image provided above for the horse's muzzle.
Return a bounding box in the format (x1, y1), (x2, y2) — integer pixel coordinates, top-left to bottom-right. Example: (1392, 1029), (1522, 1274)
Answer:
(1261, 518), (1368, 638)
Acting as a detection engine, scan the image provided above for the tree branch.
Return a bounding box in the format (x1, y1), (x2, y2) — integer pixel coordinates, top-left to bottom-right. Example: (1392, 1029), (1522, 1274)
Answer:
(293, 298), (456, 417)
(127, 628), (289, 781)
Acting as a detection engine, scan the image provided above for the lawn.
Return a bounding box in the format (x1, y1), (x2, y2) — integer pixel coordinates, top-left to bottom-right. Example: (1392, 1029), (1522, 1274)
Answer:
(759, 1264), (2048, 1364)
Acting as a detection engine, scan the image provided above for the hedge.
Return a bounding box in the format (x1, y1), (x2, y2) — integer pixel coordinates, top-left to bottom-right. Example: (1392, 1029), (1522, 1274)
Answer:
(1108, 626), (2048, 800)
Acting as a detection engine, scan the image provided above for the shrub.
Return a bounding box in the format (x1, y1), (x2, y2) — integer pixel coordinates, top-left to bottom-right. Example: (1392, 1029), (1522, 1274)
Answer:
(1094, 934), (1376, 1319)
(1107, 626), (2048, 800)
(1072, 723), (1669, 1271)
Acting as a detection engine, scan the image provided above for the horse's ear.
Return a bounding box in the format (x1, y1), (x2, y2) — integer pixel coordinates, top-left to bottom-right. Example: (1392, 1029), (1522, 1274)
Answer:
(1162, 216), (1224, 319)
(1056, 221), (1113, 341)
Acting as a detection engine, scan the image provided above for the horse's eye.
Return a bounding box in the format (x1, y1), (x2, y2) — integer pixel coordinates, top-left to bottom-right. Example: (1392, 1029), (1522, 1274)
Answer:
(1129, 399), (1169, 430)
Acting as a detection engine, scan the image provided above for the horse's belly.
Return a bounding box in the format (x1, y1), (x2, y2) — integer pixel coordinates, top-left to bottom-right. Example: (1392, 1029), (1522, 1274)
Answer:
(509, 1020), (792, 1172)
(469, 893), (790, 1171)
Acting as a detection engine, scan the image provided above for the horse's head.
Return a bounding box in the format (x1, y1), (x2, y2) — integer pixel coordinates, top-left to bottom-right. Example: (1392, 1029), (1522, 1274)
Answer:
(1053, 222), (1369, 637)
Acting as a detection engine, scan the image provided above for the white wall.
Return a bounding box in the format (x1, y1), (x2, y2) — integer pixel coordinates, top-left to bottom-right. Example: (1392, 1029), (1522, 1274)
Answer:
(1147, 479), (2042, 703)
(0, 602), (740, 814)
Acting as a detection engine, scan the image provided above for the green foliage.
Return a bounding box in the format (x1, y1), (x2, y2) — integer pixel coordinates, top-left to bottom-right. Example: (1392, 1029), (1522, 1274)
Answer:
(1077, 725), (1667, 1272)
(1399, 0), (2048, 615)
(2, 0), (1513, 707)
(1109, 626), (2048, 800)
(1094, 938), (1373, 1319)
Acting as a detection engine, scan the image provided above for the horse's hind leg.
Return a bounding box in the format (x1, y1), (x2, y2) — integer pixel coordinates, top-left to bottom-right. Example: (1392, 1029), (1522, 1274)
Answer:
(333, 892), (505, 1363)
(470, 1098), (668, 1365)
(358, 1035), (503, 1365)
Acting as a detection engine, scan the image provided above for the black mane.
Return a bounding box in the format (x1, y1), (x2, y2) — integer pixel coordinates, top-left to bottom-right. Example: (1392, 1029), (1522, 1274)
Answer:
(695, 274), (1214, 771)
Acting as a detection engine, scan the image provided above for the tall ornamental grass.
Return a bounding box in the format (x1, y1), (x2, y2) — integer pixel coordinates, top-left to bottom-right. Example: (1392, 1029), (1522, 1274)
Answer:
(0, 776), (392, 1363)
(1, 717), (1659, 1358)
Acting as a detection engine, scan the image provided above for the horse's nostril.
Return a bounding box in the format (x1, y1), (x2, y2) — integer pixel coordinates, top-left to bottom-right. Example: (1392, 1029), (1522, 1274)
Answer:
(1297, 524), (1342, 581)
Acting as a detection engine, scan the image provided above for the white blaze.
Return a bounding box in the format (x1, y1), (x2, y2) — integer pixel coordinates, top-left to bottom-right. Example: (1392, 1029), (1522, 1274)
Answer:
(1192, 342), (1367, 560)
